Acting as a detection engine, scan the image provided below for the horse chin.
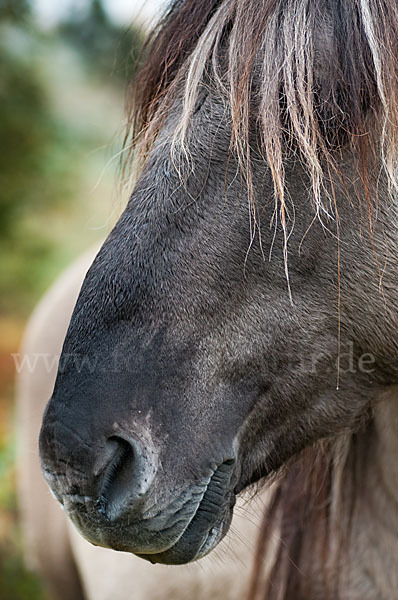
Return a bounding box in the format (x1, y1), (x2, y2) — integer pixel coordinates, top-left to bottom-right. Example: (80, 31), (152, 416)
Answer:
(138, 492), (235, 565)
(128, 461), (236, 565)
(136, 515), (232, 565)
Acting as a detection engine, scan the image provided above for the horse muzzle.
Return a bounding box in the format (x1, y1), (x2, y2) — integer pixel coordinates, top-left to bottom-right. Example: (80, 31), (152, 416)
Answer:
(39, 413), (237, 563)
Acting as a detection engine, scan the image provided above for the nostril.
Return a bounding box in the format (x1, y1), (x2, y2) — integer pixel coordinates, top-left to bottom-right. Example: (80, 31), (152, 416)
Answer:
(101, 437), (133, 495)
(96, 436), (136, 520)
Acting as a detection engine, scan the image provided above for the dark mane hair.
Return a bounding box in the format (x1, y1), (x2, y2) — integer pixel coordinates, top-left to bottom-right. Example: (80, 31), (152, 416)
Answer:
(124, 0), (222, 168)
(124, 1), (398, 597)
(246, 433), (362, 600)
(127, 0), (398, 203)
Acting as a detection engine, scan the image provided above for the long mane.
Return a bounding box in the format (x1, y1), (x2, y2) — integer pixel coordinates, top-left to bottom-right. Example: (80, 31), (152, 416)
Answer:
(246, 433), (363, 600)
(128, 0), (398, 206)
(126, 1), (398, 597)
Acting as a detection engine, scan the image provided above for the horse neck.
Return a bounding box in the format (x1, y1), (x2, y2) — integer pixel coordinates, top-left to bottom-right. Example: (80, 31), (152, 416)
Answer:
(343, 387), (398, 599)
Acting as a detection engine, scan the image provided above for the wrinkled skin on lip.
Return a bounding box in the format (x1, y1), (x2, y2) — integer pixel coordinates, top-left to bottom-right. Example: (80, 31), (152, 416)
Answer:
(39, 80), (397, 564)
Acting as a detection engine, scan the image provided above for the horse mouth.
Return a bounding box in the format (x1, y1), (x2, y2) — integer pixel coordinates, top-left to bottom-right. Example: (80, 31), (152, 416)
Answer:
(61, 458), (237, 565)
(137, 459), (236, 565)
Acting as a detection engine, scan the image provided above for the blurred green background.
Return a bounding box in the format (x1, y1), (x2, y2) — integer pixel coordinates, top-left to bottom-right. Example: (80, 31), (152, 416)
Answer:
(0, 1), (145, 596)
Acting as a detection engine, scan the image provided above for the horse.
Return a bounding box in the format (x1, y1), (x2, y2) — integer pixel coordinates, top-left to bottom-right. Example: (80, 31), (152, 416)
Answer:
(17, 245), (270, 600)
(34, 1), (398, 598)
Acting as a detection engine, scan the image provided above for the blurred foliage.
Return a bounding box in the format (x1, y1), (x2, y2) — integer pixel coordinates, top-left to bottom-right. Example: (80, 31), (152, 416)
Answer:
(0, 0), (143, 313)
(60, 0), (144, 82)
(0, 0), (31, 22)
(0, 550), (44, 600)
(0, 432), (44, 600)
(0, 27), (79, 312)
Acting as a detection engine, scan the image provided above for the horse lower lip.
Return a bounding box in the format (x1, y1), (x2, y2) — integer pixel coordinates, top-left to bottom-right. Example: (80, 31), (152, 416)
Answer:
(197, 523), (223, 557)
(138, 461), (236, 565)
(141, 509), (231, 565)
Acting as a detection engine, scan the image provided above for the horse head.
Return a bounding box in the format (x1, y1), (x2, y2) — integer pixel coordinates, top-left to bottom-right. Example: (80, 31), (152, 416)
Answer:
(39, 0), (398, 568)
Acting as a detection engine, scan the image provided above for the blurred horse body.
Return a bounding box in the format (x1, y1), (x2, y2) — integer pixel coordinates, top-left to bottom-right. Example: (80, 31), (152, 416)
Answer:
(16, 248), (268, 600)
